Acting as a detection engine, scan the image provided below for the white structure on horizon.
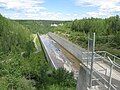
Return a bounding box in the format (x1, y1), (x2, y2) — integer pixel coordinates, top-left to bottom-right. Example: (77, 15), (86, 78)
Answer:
(51, 23), (58, 27)
(51, 23), (63, 27)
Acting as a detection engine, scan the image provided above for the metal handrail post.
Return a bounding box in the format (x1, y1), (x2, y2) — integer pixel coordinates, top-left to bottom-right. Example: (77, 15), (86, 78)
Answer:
(113, 56), (115, 63)
(89, 33), (95, 87)
(108, 56), (114, 90)
(87, 34), (90, 67)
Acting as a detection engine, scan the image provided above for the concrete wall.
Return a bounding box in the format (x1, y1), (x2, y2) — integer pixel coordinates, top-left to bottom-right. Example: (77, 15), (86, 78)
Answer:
(48, 32), (88, 90)
(48, 32), (86, 62)
(76, 66), (88, 90)
(37, 34), (56, 69)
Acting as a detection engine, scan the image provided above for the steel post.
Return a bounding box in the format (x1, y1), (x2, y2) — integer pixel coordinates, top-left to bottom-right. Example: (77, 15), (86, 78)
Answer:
(89, 33), (95, 87)
(87, 34), (90, 67)
(108, 57), (114, 90)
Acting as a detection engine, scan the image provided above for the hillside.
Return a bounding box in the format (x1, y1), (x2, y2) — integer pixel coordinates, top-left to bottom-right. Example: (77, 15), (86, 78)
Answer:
(0, 14), (76, 90)
(0, 14), (37, 89)
(0, 14), (32, 53)
(15, 20), (67, 34)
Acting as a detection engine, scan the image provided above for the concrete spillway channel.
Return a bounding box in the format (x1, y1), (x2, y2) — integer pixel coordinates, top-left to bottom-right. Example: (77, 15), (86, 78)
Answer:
(39, 34), (80, 79)
(39, 33), (120, 90)
(48, 32), (120, 90)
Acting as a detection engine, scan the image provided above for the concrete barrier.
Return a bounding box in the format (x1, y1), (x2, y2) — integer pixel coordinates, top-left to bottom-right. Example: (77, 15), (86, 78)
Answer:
(48, 32), (86, 62)
(37, 34), (56, 68)
(76, 65), (88, 90)
(48, 32), (89, 90)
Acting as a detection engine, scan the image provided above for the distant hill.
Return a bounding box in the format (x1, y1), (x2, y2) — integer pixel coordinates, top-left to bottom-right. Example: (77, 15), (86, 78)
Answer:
(15, 20), (69, 24)
(15, 20), (70, 34)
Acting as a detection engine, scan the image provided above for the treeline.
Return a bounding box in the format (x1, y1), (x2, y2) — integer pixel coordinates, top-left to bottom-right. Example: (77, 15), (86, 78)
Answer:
(16, 20), (66, 34)
(71, 15), (120, 34)
(70, 15), (120, 46)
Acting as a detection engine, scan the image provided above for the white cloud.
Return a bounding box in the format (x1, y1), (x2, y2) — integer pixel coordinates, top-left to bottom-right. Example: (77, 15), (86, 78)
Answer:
(0, 0), (120, 20)
(75, 0), (120, 18)
(8, 11), (84, 20)
(0, 0), (45, 16)
(0, 0), (44, 10)
(75, 0), (120, 7)
(86, 12), (112, 18)
(0, 0), (85, 20)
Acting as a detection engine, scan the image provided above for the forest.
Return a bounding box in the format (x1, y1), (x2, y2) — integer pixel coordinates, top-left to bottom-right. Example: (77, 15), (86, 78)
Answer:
(0, 14), (76, 90)
(15, 20), (66, 34)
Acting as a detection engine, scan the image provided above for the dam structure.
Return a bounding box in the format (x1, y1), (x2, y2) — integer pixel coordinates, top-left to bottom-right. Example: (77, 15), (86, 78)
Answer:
(38, 32), (120, 90)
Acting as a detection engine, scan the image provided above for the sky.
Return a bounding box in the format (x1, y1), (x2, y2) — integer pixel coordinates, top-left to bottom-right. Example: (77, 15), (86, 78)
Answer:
(0, 0), (120, 20)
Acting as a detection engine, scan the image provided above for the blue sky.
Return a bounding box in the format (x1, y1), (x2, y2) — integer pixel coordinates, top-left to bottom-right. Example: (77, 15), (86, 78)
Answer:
(0, 0), (120, 20)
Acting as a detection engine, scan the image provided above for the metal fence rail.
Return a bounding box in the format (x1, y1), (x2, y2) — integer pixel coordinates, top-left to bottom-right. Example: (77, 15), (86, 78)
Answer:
(96, 51), (120, 69)
(82, 51), (120, 90)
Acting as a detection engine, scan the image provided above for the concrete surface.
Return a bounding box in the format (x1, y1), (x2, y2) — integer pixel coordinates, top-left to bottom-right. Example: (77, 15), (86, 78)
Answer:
(48, 32), (120, 90)
(40, 34), (80, 79)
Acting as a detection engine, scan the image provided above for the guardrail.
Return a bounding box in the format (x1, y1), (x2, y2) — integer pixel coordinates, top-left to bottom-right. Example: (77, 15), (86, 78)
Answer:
(96, 51), (120, 69)
(82, 51), (120, 90)
(82, 51), (120, 69)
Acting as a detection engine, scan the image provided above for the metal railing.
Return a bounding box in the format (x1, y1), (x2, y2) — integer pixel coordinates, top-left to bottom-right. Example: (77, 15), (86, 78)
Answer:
(81, 50), (120, 90)
(96, 51), (120, 69)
